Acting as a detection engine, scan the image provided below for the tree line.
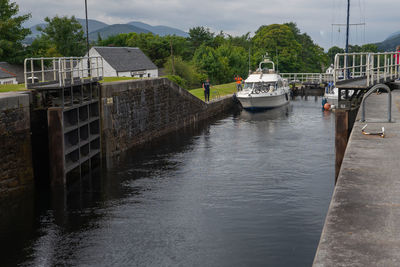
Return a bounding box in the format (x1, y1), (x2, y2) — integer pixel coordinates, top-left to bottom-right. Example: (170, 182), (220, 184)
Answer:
(1, 0), (378, 88)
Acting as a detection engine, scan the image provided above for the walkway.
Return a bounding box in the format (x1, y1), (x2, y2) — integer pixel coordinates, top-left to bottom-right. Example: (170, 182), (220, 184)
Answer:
(314, 90), (400, 266)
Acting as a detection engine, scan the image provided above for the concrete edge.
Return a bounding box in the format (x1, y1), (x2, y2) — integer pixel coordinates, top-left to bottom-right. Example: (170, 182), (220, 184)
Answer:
(0, 92), (30, 111)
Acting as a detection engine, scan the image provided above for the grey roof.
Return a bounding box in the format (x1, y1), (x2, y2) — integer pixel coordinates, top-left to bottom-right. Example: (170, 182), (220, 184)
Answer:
(0, 62), (23, 82)
(93, 47), (157, 72)
(0, 66), (16, 79)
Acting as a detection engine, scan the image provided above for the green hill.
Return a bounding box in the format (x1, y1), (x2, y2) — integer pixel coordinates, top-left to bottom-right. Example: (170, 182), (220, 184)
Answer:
(377, 31), (400, 51)
(128, 21), (188, 37)
(88, 24), (151, 41)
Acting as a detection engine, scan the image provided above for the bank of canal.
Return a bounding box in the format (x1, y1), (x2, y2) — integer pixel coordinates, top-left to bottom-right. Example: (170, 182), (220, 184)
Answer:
(1, 96), (335, 266)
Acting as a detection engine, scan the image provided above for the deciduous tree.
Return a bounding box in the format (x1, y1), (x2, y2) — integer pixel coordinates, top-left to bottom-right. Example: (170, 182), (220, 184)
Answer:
(37, 16), (86, 56)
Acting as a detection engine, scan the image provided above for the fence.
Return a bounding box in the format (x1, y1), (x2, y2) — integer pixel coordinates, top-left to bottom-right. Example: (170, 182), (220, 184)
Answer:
(334, 52), (400, 87)
(24, 57), (104, 88)
(280, 73), (333, 84)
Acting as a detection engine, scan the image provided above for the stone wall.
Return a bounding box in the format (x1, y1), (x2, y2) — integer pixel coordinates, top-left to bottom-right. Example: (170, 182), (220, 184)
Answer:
(0, 92), (33, 198)
(100, 78), (236, 159)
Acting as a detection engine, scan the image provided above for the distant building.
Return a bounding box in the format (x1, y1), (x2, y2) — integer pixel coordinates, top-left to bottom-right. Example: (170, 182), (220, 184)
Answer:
(0, 66), (17, 85)
(85, 46), (158, 78)
(0, 62), (24, 83)
(326, 64), (334, 75)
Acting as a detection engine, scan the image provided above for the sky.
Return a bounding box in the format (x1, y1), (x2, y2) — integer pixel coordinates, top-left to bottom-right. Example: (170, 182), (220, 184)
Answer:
(14, 0), (400, 50)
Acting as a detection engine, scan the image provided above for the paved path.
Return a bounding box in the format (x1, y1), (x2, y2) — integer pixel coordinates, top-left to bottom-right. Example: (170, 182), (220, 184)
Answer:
(314, 90), (400, 266)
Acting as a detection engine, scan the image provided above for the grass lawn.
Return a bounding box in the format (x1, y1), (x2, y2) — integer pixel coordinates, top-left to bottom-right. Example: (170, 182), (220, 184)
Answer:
(0, 83), (26, 93)
(189, 82), (237, 101)
(100, 77), (139, 83)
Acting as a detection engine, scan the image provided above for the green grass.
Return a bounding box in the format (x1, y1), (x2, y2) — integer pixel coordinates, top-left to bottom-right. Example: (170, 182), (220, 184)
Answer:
(99, 77), (139, 83)
(0, 83), (26, 93)
(189, 82), (237, 101)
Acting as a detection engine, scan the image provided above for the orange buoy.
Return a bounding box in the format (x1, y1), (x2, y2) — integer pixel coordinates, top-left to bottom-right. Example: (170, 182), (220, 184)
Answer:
(324, 103), (331, 111)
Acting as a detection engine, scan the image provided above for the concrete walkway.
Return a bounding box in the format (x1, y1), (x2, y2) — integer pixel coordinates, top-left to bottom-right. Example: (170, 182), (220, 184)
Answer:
(314, 90), (400, 266)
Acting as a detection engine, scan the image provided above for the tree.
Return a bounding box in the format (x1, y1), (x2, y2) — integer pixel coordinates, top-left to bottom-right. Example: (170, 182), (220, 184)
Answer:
(37, 15), (86, 56)
(164, 56), (204, 88)
(97, 32), (102, 44)
(193, 43), (248, 84)
(285, 22), (329, 72)
(0, 0), (31, 64)
(327, 46), (344, 64)
(27, 35), (62, 58)
(360, 44), (378, 53)
(252, 24), (302, 73)
(126, 33), (170, 67)
(188, 26), (214, 50)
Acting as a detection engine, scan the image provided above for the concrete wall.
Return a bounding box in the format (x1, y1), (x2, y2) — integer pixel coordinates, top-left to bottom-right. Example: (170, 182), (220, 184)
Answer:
(0, 92), (33, 198)
(100, 78), (235, 160)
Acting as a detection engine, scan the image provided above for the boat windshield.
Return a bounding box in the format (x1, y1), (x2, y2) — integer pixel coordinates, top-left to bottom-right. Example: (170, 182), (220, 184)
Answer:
(243, 82), (254, 89)
(253, 82), (276, 92)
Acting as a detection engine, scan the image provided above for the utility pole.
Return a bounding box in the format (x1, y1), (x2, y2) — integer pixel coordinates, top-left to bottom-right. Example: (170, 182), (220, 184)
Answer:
(345, 0), (350, 54)
(85, 0), (90, 76)
(170, 39), (175, 75)
(345, 0), (350, 79)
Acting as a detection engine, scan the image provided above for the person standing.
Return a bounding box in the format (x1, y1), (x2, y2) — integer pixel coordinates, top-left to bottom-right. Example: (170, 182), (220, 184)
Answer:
(235, 75), (243, 91)
(203, 79), (211, 102)
(395, 45), (400, 78)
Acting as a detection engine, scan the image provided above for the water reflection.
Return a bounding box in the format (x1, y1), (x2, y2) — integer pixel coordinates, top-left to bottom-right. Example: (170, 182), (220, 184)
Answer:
(238, 104), (292, 122)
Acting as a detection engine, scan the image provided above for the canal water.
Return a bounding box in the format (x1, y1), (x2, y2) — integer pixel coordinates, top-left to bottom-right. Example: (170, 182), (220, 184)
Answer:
(1, 96), (335, 267)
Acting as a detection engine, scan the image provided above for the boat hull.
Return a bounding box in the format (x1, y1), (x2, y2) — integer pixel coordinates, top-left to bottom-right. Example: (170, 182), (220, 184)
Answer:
(237, 93), (290, 109)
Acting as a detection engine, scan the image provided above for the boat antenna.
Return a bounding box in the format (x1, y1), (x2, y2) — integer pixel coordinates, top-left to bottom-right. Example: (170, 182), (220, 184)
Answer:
(248, 46), (251, 75)
(276, 48), (279, 73)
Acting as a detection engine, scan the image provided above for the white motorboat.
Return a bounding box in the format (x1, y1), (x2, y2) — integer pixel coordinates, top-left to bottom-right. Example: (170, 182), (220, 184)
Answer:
(323, 83), (354, 106)
(324, 84), (338, 105)
(236, 55), (290, 109)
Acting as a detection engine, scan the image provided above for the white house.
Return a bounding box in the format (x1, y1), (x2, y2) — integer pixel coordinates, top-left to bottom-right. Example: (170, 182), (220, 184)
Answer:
(84, 46), (158, 78)
(0, 67), (17, 85)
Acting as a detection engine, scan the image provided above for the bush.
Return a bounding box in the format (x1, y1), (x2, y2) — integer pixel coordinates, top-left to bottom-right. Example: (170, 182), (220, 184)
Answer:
(164, 75), (186, 88)
(164, 56), (204, 88)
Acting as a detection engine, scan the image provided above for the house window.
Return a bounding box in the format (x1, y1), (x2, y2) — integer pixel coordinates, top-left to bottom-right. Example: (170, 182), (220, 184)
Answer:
(148, 73), (150, 78)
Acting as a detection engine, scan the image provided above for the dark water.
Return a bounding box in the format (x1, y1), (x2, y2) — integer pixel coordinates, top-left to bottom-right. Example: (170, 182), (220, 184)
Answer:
(1, 97), (335, 267)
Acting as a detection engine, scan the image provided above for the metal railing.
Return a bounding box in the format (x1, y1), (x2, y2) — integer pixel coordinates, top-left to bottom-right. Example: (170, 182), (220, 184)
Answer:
(24, 56), (104, 88)
(334, 52), (400, 87)
(360, 84), (392, 122)
(280, 73), (334, 84)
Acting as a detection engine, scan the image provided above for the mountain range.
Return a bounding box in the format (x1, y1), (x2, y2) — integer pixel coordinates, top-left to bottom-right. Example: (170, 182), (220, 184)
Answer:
(24, 18), (399, 51)
(377, 31), (400, 51)
(24, 18), (188, 44)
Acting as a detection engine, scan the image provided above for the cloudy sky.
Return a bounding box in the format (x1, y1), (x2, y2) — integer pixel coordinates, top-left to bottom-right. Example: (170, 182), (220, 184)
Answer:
(14, 0), (399, 50)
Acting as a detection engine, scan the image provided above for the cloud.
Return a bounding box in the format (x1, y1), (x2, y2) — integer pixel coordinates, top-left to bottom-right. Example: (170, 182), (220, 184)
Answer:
(14, 0), (399, 50)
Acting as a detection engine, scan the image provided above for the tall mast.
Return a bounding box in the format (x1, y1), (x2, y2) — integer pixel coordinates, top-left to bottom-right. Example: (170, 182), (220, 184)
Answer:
(345, 0), (350, 53)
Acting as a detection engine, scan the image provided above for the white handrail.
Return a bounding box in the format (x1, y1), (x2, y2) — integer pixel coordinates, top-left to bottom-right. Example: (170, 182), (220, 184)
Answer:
(24, 56), (104, 89)
(280, 73), (333, 83)
(334, 52), (400, 87)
